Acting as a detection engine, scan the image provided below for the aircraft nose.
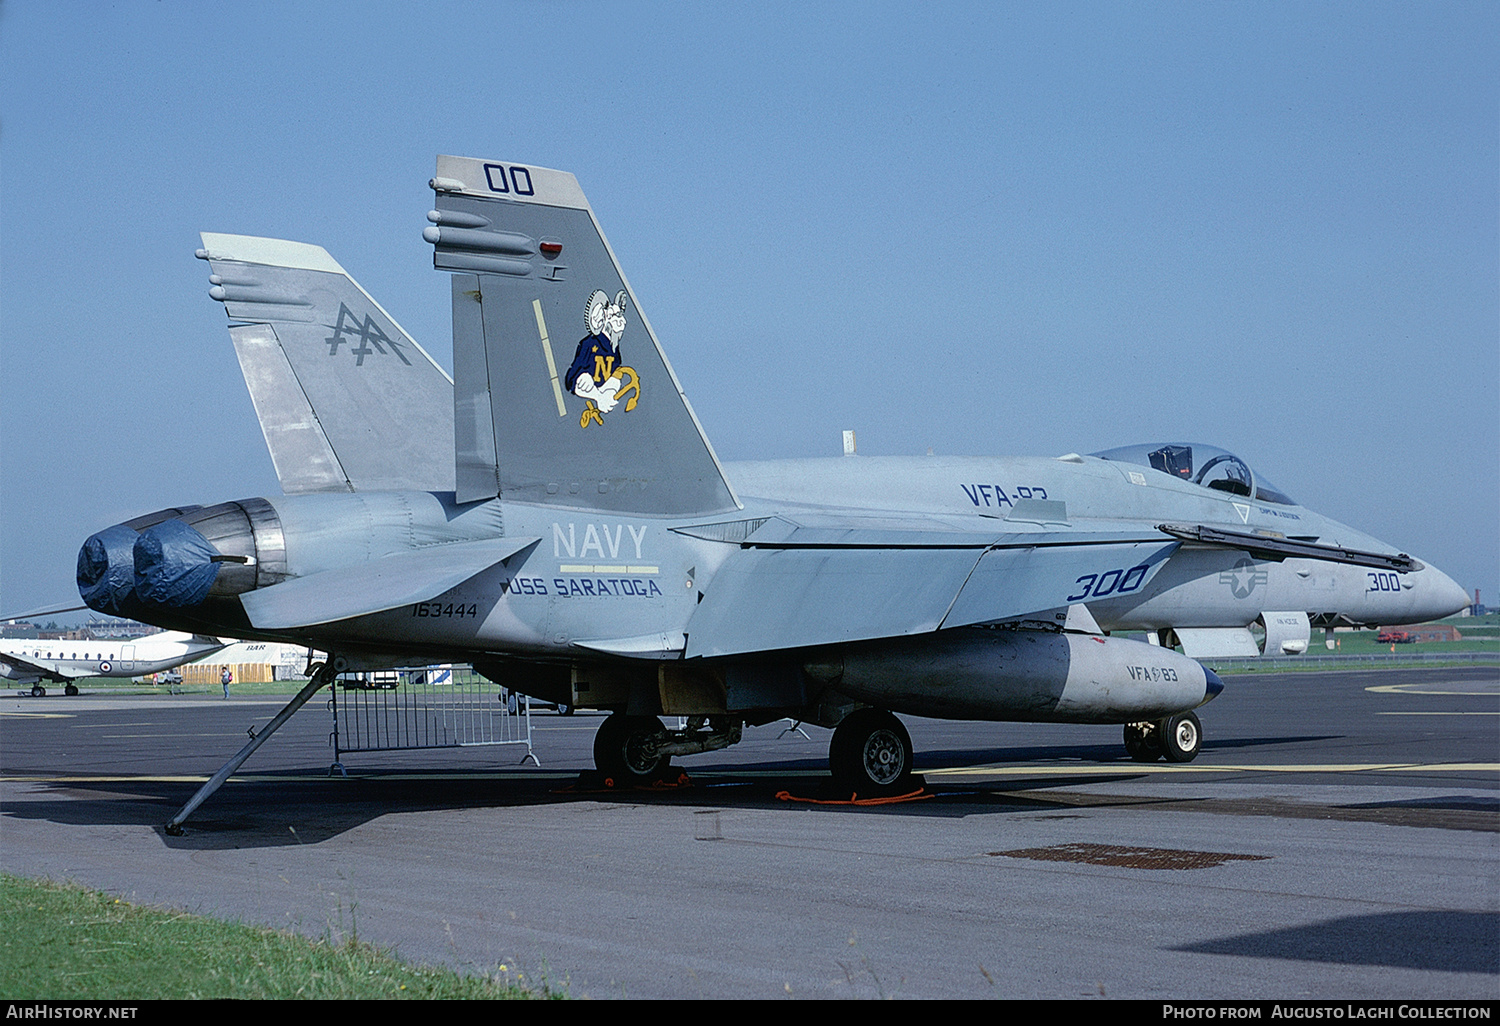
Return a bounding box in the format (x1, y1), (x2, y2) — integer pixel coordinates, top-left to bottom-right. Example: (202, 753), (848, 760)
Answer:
(1415, 563), (1471, 621)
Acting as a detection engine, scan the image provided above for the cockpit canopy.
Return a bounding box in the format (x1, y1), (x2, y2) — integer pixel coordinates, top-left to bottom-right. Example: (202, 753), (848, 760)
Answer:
(1091, 443), (1297, 505)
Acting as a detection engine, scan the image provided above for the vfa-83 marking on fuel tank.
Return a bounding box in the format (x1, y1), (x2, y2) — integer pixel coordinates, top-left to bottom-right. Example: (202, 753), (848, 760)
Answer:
(76, 155), (1470, 833)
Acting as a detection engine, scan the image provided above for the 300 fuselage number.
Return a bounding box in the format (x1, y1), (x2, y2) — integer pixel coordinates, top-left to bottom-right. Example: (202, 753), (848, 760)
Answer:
(1067, 564), (1150, 602)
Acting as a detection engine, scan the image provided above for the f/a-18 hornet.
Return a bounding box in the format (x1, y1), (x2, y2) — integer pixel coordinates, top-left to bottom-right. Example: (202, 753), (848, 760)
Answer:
(77, 155), (1470, 824)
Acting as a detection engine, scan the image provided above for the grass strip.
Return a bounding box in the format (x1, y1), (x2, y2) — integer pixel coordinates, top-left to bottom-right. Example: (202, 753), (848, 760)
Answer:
(0, 874), (554, 999)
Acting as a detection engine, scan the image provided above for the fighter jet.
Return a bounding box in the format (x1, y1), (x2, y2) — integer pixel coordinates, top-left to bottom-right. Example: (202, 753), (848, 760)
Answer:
(1, 631), (227, 696)
(76, 155), (1470, 816)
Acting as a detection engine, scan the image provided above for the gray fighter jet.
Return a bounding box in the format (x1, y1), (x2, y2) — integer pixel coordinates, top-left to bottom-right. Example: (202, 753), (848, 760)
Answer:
(77, 155), (1470, 818)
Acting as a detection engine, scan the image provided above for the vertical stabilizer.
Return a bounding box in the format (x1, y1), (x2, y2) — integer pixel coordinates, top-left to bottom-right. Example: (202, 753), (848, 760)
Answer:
(198, 234), (456, 494)
(426, 155), (738, 515)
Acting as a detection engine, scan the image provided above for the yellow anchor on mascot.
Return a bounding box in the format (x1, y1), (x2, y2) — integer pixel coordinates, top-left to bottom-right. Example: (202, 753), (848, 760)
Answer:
(565, 289), (641, 428)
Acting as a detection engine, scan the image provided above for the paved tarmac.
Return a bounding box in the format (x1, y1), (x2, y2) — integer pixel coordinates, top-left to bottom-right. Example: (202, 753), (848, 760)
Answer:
(2, 665), (1496, 999)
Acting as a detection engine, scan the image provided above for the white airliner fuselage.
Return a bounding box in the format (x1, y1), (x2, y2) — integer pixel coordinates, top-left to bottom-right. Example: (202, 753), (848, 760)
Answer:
(0, 631), (227, 695)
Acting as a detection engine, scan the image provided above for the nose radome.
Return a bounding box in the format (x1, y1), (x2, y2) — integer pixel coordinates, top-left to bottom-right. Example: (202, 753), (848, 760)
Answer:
(1415, 563), (1471, 621)
(1202, 667), (1224, 705)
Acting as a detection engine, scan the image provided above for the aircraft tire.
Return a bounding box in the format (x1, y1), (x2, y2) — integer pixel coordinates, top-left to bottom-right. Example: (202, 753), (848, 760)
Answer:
(593, 713), (667, 785)
(1158, 711), (1202, 763)
(65, 684), (79, 696)
(1123, 723), (1161, 762)
(829, 709), (914, 795)
(30, 684), (45, 697)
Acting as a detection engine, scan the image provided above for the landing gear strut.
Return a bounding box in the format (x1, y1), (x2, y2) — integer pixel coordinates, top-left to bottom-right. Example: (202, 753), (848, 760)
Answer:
(1123, 710), (1202, 763)
(591, 713), (743, 786)
(593, 714), (670, 785)
(829, 709), (915, 795)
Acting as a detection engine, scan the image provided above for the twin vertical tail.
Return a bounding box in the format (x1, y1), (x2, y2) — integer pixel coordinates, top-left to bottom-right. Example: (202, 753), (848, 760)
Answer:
(425, 155), (738, 516)
(200, 157), (735, 517)
(198, 234), (456, 494)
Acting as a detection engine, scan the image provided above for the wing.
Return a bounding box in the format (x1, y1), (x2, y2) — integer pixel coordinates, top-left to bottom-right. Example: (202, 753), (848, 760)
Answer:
(197, 234), (456, 494)
(681, 514), (1179, 657)
(0, 650), (73, 684)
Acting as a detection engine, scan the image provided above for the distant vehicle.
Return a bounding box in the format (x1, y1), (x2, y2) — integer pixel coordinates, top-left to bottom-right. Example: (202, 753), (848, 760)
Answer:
(154, 669), (183, 687)
(1, 632), (227, 696)
(340, 672), (399, 690)
(1377, 630), (1415, 644)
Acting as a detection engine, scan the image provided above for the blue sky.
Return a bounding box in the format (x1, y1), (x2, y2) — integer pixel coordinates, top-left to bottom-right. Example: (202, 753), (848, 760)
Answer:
(2, 1), (1496, 616)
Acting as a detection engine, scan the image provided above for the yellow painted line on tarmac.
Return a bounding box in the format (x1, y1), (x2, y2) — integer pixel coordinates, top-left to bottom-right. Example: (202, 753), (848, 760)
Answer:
(1367, 683), (1499, 696)
(1376, 711), (1498, 716)
(924, 762), (1500, 778)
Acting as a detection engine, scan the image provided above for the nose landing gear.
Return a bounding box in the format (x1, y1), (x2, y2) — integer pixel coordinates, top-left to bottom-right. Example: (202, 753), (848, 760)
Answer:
(1124, 710), (1202, 763)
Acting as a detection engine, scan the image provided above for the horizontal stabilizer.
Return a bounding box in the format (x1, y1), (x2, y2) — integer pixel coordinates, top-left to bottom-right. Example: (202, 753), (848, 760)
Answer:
(240, 537), (538, 629)
(0, 602), (89, 621)
(198, 233), (455, 494)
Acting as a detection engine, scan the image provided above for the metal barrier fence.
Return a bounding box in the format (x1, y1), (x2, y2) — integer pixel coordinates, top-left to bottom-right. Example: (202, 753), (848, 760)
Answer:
(328, 666), (538, 769)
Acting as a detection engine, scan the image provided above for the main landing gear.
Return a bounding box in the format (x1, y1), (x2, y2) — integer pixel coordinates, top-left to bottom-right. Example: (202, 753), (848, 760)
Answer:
(593, 714), (670, 785)
(589, 708), (919, 796)
(27, 683), (80, 696)
(1123, 710), (1202, 763)
(591, 713), (742, 786)
(829, 708), (916, 795)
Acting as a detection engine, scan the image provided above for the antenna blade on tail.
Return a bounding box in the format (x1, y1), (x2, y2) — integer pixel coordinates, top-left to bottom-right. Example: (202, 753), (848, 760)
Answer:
(427, 155), (738, 516)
